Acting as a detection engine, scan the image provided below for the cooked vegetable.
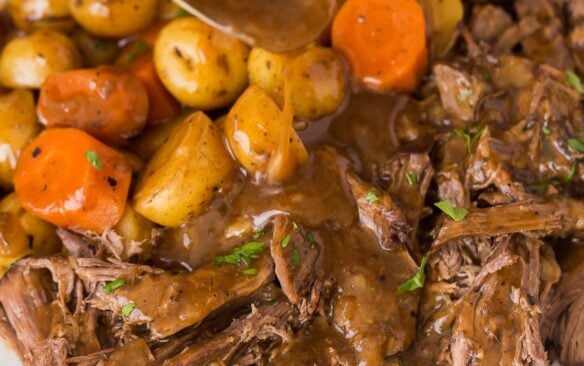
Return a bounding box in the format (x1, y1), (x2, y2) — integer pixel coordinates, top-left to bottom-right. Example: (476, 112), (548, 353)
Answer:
(153, 17), (250, 109)
(397, 256), (428, 293)
(0, 30), (81, 89)
(435, 200), (469, 221)
(68, 0), (157, 38)
(129, 112), (187, 161)
(332, 0), (428, 92)
(127, 53), (180, 125)
(568, 137), (584, 152)
(0, 212), (32, 278)
(14, 128), (132, 233)
(248, 46), (347, 120)
(37, 66), (149, 145)
(172, 0), (334, 52)
(224, 85), (308, 182)
(9, 0), (74, 31)
(0, 193), (61, 257)
(567, 70), (584, 94)
(114, 204), (155, 256)
(0, 90), (40, 189)
(72, 30), (118, 67)
(134, 112), (234, 227)
(420, 0), (463, 57)
(102, 278), (126, 294)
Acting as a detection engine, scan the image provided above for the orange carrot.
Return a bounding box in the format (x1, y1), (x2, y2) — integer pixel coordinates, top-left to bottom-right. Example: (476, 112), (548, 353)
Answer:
(128, 53), (181, 126)
(332, 0), (428, 92)
(37, 66), (149, 145)
(14, 128), (132, 233)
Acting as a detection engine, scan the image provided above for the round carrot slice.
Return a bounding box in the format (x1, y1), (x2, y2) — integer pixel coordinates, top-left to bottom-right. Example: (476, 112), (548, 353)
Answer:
(14, 128), (132, 233)
(332, 0), (428, 92)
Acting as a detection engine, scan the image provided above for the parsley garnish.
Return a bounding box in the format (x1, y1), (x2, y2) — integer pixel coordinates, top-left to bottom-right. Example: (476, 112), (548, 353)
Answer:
(366, 190), (380, 203)
(564, 163), (577, 184)
(280, 234), (291, 248)
(123, 40), (149, 65)
(568, 138), (584, 153)
(252, 231), (264, 239)
(457, 88), (473, 103)
(435, 201), (469, 221)
(567, 70), (584, 94)
(398, 256), (428, 293)
(406, 172), (418, 185)
(85, 149), (102, 171)
(176, 7), (189, 17)
(306, 231), (315, 245)
(121, 302), (135, 317)
(529, 163), (578, 191)
(291, 248), (301, 266)
(102, 278), (125, 294)
(452, 129), (472, 153)
(213, 241), (264, 267)
(542, 126), (552, 136)
(241, 268), (258, 276)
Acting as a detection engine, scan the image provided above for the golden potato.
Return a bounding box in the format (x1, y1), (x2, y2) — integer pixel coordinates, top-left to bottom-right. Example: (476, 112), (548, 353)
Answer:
(134, 112), (234, 227)
(72, 30), (118, 67)
(157, 0), (185, 20)
(0, 30), (81, 89)
(224, 85), (308, 182)
(0, 90), (40, 189)
(69, 0), (157, 38)
(248, 46), (347, 120)
(0, 193), (60, 259)
(154, 17), (250, 110)
(9, 0), (74, 32)
(114, 204), (155, 258)
(0, 212), (31, 277)
(129, 111), (190, 161)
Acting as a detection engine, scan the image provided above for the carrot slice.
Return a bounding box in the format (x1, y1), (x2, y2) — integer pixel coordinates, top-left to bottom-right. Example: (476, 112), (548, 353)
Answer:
(37, 66), (149, 145)
(14, 128), (132, 233)
(128, 53), (180, 126)
(332, 0), (428, 92)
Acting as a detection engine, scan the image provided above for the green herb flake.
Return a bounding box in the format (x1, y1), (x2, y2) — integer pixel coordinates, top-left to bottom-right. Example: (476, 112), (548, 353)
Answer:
(291, 248), (301, 266)
(567, 70), (584, 94)
(292, 222), (299, 230)
(102, 278), (125, 294)
(457, 88), (473, 103)
(435, 200), (469, 222)
(241, 268), (258, 276)
(252, 231), (264, 240)
(568, 138), (584, 153)
(85, 149), (102, 171)
(397, 256), (428, 293)
(366, 190), (380, 204)
(123, 40), (149, 65)
(281, 234), (291, 248)
(564, 163), (578, 184)
(452, 128), (472, 154)
(121, 302), (135, 317)
(406, 172), (418, 186)
(542, 126), (552, 136)
(305, 231), (316, 245)
(213, 241), (264, 267)
(176, 7), (189, 17)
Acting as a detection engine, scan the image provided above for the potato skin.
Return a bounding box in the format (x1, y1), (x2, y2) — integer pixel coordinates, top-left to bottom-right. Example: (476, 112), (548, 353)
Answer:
(134, 112), (234, 227)
(154, 17), (250, 110)
(0, 90), (40, 189)
(69, 0), (157, 38)
(0, 30), (81, 89)
(248, 46), (347, 120)
(9, 0), (74, 32)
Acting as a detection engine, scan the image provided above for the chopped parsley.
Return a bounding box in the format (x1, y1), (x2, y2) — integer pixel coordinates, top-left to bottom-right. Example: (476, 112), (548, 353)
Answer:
(102, 278), (125, 294)
(280, 234), (291, 248)
(542, 126), (552, 136)
(435, 200), (469, 222)
(457, 88), (473, 103)
(567, 70), (584, 94)
(291, 248), (301, 266)
(213, 241), (264, 267)
(305, 231), (316, 245)
(122, 40), (149, 65)
(85, 149), (102, 171)
(252, 231), (264, 239)
(398, 256), (428, 293)
(366, 190), (380, 204)
(241, 268), (258, 276)
(529, 163), (578, 191)
(121, 302), (135, 317)
(568, 138), (584, 153)
(175, 7), (189, 17)
(406, 172), (418, 185)
(452, 128), (472, 153)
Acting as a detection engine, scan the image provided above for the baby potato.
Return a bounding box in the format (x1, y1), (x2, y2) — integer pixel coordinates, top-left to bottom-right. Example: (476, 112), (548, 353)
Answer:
(224, 85), (308, 182)
(0, 212), (31, 278)
(72, 30), (118, 67)
(248, 46), (347, 121)
(9, 0), (75, 32)
(134, 112), (234, 227)
(0, 30), (81, 89)
(0, 193), (61, 257)
(154, 17), (250, 110)
(0, 90), (40, 189)
(69, 0), (157, 38)
(114, 204), (155, 258)
(129, 111), (190, 161)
